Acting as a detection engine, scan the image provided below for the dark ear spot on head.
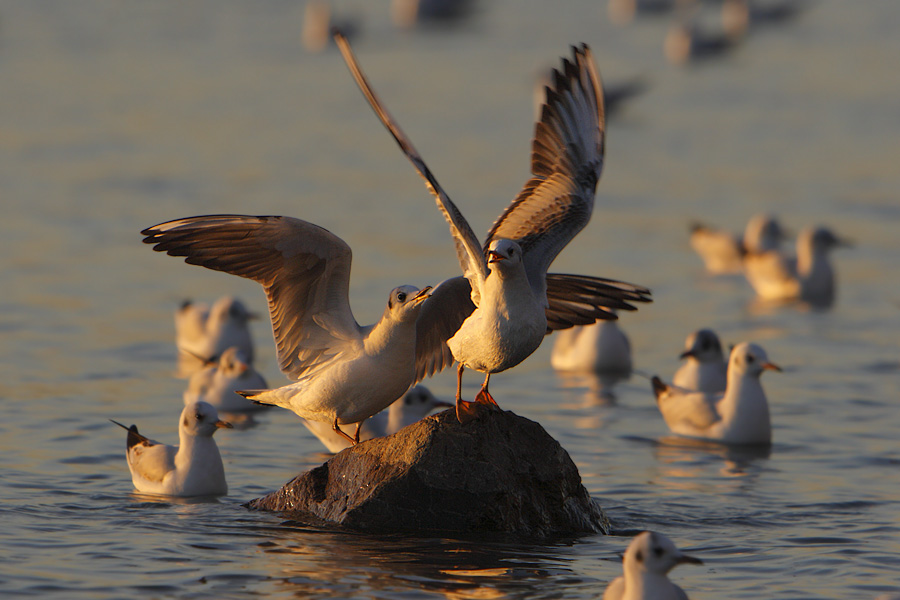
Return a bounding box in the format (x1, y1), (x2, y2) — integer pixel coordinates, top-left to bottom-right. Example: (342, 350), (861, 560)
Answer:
(388, 297), (393, 310)
(182, 416), (189, 428)
(635, 550), (643, 563)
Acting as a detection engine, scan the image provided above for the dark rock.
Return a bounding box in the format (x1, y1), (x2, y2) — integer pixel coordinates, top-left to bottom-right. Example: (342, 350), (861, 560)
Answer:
(246, 408), (609, 537)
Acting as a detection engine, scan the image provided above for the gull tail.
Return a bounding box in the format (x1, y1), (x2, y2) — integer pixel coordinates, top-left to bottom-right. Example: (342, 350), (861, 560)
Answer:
(109, 419), (152, 450)
(236, 389), (278, 407)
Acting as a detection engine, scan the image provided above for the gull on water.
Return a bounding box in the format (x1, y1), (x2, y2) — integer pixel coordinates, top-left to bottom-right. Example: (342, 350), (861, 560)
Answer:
(551, 316), (632, 375)
(652, 341), (780, 445)
(303, 384), (452, 453)
(689, 213), (786, 274)
(183, 347), (270, 413)
(143, 215), (432, 445)
(672, 328), (727, 393)
(110, 401), (232, 497)
(603, 531), (702, 600)
(175, 296), (257, 376)
(334, 32), (651, 421)
(743, 225), (849, 308)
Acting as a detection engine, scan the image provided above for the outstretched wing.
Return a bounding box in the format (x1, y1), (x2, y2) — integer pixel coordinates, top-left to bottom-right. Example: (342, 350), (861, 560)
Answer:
(413, 276), (476, 381)
(486, 44), (605, 298)
(333, 30), (488, 306)
(142, 215), (362, 380)
(544, 273), (652, 332)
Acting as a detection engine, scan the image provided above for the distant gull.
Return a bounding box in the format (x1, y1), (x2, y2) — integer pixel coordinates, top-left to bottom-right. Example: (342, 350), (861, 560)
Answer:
(183, 347), (271, 413)
(334, 32), (652, 421)
(664, 18), (743, 66)
(303, 384), (452, 453)
(672, 328), (727, 393)
(652, 341), (780, 445)
(551, 315), (632, 375)
(689, 213), (786, 274)
(743, 226), (849, 308)
(143, 215), (432, 445)
(175, 296), (257, 377)
(722, 0), (804, 39)
(110, 400), (232, 497)
(603, 531), (703, 600)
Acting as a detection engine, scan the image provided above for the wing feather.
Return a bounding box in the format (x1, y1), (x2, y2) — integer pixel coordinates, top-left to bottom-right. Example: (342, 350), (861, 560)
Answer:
(142, 214), (361, 380)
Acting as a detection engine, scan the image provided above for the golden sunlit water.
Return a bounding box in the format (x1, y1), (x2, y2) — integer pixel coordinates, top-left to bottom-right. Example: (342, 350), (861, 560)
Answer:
(1, 1), (899, 598)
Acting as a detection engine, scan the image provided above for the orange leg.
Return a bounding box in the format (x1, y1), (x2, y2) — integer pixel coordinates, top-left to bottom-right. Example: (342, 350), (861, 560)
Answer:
(332, 417), (360, 446)
(474, 372), (500, 408)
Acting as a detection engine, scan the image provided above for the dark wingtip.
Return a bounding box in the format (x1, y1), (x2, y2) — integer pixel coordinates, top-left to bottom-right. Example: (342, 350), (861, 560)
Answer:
(111, 419), (147, 450)
(650, 376), (668, 400)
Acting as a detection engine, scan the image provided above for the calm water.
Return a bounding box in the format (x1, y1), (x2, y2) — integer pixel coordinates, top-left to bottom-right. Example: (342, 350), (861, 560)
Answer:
(2, 1), (899, 598)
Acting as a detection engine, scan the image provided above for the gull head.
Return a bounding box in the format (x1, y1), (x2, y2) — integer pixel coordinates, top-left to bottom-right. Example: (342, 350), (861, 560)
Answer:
(386, 285), (432, 322)
(402, 385), (453, 412)
(802, 226), (850, 255)
(486, 239), (524, 275)
(680, 328), (724, 363)
(181, 401), (233, 437)
(744, 213), (786, 254)
(623, 531), (703, 578)
(729, 342), (781, 378)
(217, 347), (251, 378)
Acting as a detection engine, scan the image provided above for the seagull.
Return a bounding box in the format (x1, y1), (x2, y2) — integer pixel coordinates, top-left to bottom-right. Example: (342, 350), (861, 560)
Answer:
(302, 384), (452, 453)
(602, 531), (703, 600)
(664, 19), (743, 66)
(143, 214), (432, 445)
(183, 346), (271, 413)
(333, 32), (652, 422)
(652, 342), (780, 445)
(722, 0), (804, 39)
(551, 316), (632, 375)
(110, 401), (232, 497)
(743, 226), (849, 308)
(672, 328), (727, 393)
(175, 296), (257, 377)
(689, 213), (786, 274)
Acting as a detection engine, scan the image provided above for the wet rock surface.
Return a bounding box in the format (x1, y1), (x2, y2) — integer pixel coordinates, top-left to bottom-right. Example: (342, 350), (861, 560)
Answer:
(246, 408), (609, 537)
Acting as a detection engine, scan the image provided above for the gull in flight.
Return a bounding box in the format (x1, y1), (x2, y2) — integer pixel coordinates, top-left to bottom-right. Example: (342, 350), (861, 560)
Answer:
(142, 215), (432, 445)
(174, 295), (257, 377)
(334, 32), (651, 421)
(602, 531), (703, 600)
(652, 341), (780, 445)
(672, 328), (727, 393)
(110, 401), (232, 497)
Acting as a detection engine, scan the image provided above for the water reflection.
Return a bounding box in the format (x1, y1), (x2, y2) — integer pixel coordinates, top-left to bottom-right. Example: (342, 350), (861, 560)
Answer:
(651, 436), (771, 488)
(555, 371), (631, 406)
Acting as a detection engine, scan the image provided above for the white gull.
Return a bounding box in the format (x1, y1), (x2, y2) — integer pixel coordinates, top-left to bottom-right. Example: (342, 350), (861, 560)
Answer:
(334, 33), (651, 421)
(142, 215), (432, 445)
(672, 328), (727, 393)
(183, 346), (270, 413)
(110, 400), (232, 497)
(603, 531), (703, 600)
(174, 295), (257, 377)
(652, 341), (780, 445)
(551, 316), (632, 375)
(689, 213), (786, 275)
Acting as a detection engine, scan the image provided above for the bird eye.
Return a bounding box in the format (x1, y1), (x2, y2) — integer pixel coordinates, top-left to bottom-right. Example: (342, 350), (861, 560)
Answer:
(195, 412), (203, 421)
(397, 292), (407, 303)
(747, 355), (755, 363)
(653, 546), (664, 557)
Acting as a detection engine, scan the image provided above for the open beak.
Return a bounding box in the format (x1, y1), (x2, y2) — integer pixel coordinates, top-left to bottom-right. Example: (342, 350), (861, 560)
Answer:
(487, 250), (505, 264)
(413, 286), (432, 304)
(679, 349), (695, 360)
(678, 554), (704, 565)
(215, 420), (233, 429)
(762, 361), (782, 372)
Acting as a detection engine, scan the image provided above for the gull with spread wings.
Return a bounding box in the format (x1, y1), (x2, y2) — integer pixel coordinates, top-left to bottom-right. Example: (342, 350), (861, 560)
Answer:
(142, 215), (432, 445)
(334, 32), (651, 421)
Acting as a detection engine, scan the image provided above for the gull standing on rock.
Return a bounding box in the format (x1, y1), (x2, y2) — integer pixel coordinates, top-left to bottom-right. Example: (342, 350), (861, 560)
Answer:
(183, 347), (270, 413)
(110, 401), (232, 497)
(175, 296), (257, 376)
(334, 33), (652, 421)
(603, 531), (703, 600)
(652, 342), (780, 445)
(142, 215), (432, 445)
(672, 328), (727, 393)
(743, 225), (849, 308)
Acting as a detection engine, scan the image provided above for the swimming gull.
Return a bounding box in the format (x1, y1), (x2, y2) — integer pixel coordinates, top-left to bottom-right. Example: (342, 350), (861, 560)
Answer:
(334, 32), (651, 421)
(652, 341), (780, 445)
(110, 400), (232, 497)
(672, 328), (727, 393)
(551, 315), (632, 375)
(602, 531), (702, 600)
(689, 213), (786, 275)
(183, 346), (270, 413)
(174, 295), (257, 376)
(142, 214), (432, 445)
